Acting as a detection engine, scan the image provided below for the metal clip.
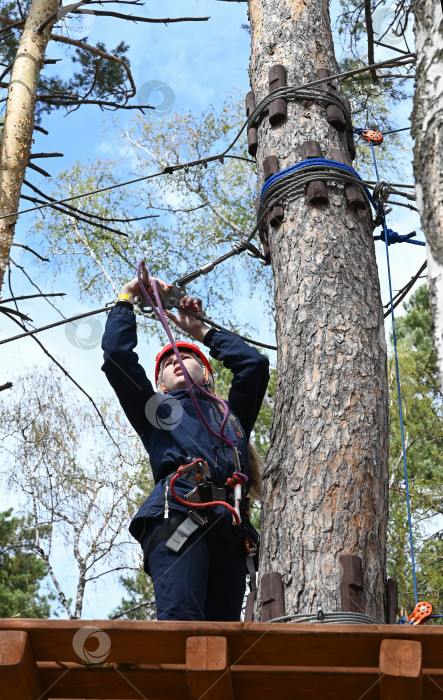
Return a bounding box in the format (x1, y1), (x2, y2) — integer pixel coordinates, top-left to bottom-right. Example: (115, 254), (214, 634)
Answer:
(136, 283), (186, 313)
(240, 237), (263, 259)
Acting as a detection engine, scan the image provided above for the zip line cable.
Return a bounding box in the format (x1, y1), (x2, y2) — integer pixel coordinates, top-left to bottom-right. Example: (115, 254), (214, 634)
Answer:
(0, 298), (278, 350)
(0, 54), (415, 223)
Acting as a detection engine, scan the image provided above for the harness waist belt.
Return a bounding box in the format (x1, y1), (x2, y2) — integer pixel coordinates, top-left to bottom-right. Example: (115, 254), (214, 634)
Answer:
(165, 511), (208, 553)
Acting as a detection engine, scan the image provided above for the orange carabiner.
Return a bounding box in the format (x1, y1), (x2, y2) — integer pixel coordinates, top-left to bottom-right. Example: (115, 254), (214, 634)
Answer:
(361, 129), (383, 145)
(407, 601), (433, 625)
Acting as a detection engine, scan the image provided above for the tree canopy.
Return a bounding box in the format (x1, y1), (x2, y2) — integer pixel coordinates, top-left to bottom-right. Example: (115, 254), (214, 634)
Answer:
(387, 285), (443, 618)
(0, 509), (54, 617)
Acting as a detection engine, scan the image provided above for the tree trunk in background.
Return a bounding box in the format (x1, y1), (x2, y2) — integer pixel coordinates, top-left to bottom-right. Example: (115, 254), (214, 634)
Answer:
(411, 1), (443, 393)
(248, 0), (389, 619)
(0, 0), (58, 292)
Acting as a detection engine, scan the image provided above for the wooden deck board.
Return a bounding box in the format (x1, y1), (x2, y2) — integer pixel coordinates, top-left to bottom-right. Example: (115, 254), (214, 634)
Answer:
(0, 619), (442, 699)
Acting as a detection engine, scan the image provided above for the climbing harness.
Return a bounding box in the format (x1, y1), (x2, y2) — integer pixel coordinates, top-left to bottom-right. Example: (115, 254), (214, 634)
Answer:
(142, 457), (258, 590)
(168, 459), (241, 527)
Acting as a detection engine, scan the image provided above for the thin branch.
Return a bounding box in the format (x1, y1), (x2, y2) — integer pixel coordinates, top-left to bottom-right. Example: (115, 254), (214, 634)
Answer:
(49, 33), (137, 99)
(23, 179), (159, 224)
(8, 260), (68, 318)
(111, 599), (153, 619)
(11, 242), (50, 262)
(30, 152), (63, 159)
(3, 311), (124, 457)
(68, 56), (103, 114)
(0, 304), (110, 345)
(0, 16), (24, 33)
(85, 564), (138, 583)
(72, 9), (210, 24)
(36, 94), (153, 111)
(0, 306), (32, 321)
(0, 292), (65, 303)
(20, 194), (129, 238)
(373, 39), (412, 55)
(364, 0), (377, 82)
(378, 73), (415, 79)
(384, 261), (427, 318)
(148, 202), (208, 215)
(0, 60), (14, 82)
(27, 162), (51, 178)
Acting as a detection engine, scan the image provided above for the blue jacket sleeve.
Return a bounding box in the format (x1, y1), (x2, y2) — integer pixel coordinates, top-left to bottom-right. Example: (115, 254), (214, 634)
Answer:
(101, 303), (155, 437)
(204, 329), (270, 439)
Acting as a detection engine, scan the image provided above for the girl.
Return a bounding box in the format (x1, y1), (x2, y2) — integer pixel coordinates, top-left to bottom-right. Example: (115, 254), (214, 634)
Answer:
(102, 275), (269, 620)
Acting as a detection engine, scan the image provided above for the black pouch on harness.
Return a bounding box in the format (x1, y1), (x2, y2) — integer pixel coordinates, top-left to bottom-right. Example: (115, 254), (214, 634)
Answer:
(142, 516), (185, 576)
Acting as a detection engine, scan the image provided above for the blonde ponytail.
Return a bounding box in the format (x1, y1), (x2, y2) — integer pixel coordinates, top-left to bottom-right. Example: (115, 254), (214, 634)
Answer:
(247, 442), (263, 501)
(209, 391), (264, 501)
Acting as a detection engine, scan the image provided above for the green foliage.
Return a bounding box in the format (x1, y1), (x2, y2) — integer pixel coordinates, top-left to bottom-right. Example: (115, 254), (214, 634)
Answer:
(0, 509), (54, 618)
(0, 0), (131, 122)
(109, 569), (156, 620)
(338, 57), (409, 179)
(387, 286), (443, 620)
(335, 0), (411, 60)
(37, 42), (131, 119)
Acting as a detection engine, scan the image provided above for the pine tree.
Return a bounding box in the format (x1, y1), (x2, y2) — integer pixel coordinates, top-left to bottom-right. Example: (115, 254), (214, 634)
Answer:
(0, 509), (54, 617)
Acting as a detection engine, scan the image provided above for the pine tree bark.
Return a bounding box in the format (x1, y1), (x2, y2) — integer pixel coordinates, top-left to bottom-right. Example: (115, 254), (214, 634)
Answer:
(411, 1), (443, 393)
(248, 0), (389, 619)
(0, 0), (58, 291)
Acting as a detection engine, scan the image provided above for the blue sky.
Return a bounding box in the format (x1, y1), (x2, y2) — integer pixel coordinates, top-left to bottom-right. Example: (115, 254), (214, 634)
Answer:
(1, 0), (427, 618)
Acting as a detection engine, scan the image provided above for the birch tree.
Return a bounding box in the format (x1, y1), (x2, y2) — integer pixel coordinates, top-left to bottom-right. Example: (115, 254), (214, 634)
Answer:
(411, 0), (443, 393)
(0, 367), (151, 618)
(0, 0), (59, 292)
(248, 0), (389, 618)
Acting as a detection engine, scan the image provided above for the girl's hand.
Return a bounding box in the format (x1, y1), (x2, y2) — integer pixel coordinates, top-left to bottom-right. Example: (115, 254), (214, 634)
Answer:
(165, 296), (210, 342)
(119, 275), (172, 299)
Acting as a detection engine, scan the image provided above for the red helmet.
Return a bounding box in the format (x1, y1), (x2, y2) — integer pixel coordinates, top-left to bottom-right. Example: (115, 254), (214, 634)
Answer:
(155, 341), (214, 391)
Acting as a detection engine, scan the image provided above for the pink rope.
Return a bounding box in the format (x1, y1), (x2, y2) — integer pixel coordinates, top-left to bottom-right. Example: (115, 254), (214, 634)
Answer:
(136, 261), (236, 451)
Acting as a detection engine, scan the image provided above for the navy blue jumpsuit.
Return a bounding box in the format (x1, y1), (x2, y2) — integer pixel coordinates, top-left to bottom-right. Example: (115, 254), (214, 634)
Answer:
(101, 301), (269, 620)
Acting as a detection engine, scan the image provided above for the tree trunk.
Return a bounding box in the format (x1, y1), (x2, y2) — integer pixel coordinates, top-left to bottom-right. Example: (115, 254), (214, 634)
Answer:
(0, 0), (58, 291)
(248, 0), (389, 619)
(411, 0), (443, 392)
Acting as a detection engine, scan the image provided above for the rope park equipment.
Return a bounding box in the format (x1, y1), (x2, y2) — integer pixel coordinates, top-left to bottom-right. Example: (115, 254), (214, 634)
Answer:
(365, 134), (440, 626)
(0, 142), (424, 350)
(0, 53), (415, 223)
(2, 52), (440, 624)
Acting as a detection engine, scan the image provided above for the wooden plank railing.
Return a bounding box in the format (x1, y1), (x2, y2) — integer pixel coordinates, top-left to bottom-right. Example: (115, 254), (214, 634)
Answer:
(1, 618), (443, 700)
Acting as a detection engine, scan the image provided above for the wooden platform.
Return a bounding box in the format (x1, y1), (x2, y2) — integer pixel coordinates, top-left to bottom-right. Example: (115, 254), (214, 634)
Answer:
(1, 618), (443, 699)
